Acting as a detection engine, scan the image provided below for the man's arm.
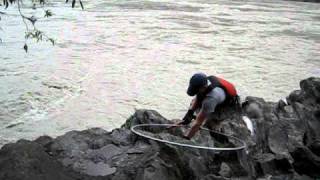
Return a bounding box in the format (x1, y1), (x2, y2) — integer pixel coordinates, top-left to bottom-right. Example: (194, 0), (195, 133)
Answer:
(184, 96), (218, 139)
(185, 110), (206, 139)
(189, 97), (198, 111)
(177, 98), (198, 126)
(169, 97), (200, 129)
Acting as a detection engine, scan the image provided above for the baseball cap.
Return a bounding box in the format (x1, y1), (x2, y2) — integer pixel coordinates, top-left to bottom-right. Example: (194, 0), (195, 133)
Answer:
(187, 73), (207, 96)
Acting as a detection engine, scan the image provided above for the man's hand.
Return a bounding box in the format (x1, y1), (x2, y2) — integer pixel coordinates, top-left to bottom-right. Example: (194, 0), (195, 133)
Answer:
(181, 109), (195, 125)
(166, 122), (183, 130)
(184, 110), (206, 139)
(166, 110), (195, 130)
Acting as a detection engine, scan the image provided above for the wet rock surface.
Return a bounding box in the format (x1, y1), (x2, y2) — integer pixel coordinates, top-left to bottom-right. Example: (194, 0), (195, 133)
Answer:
(0, 77), (319, 180)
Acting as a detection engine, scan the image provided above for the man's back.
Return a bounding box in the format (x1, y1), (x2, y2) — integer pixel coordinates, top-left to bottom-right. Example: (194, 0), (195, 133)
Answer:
(201, 86), (226, 115)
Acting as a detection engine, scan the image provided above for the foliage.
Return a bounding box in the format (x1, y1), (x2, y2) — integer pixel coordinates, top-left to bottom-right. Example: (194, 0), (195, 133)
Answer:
(0, 0), (84, 52)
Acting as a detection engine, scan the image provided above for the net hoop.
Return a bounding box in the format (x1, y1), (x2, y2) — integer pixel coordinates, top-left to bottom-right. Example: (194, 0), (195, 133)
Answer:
(131, 124), (247, 151)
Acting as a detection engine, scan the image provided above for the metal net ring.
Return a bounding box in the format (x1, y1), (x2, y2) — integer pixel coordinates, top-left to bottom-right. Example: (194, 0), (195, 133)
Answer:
(131, 124), (247, 151)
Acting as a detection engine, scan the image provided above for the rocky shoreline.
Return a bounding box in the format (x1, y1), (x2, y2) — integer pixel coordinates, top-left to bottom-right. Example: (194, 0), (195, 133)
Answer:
(0, 77), (319, 180)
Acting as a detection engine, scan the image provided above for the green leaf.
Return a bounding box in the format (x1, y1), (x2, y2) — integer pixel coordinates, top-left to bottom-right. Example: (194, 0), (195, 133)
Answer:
(23, 43), (28, 53)
(27, 16), (37, 25)
(48, 38), (55, 45)
(72, 0), (75, 8)
(80, 0), (84, 10)
(44, 10), (52, 18)
(25, 32), (31, 39)
(5, 0), (8, 9)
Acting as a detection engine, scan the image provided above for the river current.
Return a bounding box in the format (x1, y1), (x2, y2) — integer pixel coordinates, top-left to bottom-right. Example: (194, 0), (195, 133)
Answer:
(0, 0), (319, 146)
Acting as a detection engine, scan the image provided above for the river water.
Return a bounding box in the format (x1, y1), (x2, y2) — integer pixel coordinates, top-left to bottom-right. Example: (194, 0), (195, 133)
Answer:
(0, 0), (319, 146)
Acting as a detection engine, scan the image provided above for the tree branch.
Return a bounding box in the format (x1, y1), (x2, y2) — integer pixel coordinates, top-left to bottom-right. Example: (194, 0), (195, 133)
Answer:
(1, 0), (81, 52)
(17, 0), (29, 31)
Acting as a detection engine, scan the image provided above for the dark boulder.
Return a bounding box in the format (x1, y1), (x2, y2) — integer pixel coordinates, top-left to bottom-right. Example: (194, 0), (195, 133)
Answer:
(0, 139), (95, 180)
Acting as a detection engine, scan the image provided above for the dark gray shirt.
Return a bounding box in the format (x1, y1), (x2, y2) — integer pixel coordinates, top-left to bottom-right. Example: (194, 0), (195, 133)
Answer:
(201, 87), (226, 115)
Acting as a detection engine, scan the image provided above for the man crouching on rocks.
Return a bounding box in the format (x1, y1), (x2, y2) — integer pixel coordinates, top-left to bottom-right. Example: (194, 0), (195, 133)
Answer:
(176, 73), (239, 139)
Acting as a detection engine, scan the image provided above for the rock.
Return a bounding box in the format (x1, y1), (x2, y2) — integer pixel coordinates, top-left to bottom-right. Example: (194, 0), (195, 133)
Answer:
(267, 124), (290, 158)
(287, 90), (303, 105)
(0, 140), (94, 180)
(219, 162), (231, 177)
(122, 109), (172, 129)
(79, 161), (116, 176)
(269, 173), (313, 180)
(200, 174), (230, 180)
(35, 135), (53, 147)
(290, 146), (320, 177)
(254, 153), (292, 176)
(0, 77), (319, 180)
